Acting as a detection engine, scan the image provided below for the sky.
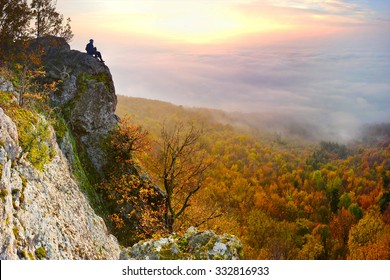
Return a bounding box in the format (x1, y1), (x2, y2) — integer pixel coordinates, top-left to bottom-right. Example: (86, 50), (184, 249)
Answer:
(57, 0), (390, 140)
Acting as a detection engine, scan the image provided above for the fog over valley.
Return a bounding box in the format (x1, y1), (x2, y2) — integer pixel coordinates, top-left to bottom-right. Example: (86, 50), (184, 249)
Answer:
(113, 43), (388, 142)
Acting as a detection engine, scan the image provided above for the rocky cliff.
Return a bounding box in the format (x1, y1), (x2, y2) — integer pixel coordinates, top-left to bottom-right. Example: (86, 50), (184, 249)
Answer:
(0, 106), (120, 259)
(0, 37), (242, 260)
(42, 36), (118, 177)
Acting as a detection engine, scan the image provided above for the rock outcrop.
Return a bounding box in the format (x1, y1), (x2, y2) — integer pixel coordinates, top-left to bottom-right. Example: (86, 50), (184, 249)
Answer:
(0, 77), (15, 94)
(41, 36), (118, 176)
(120, 227), (243, 260)
(0, 108), (120, 259)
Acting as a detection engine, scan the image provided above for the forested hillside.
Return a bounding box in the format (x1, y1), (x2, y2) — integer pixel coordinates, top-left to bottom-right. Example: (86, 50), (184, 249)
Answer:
(117, 95), (390, 260)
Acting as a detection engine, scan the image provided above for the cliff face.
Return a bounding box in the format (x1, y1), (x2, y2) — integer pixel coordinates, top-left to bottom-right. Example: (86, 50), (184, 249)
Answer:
(0, 108), (120, 259)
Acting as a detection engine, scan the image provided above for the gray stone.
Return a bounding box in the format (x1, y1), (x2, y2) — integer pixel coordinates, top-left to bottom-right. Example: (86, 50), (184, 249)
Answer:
(0, 110), (120, 260)
(0, 77), (14, 93)
(120, 227), (243, 260)
(0, 108), (20, 160)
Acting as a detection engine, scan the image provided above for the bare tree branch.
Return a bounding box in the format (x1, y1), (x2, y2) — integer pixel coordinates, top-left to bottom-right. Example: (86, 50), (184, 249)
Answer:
(148, 121), (212, 232)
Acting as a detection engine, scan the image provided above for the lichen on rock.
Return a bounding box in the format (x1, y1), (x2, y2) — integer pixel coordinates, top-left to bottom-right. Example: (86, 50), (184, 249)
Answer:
(120, 227), (243, 260)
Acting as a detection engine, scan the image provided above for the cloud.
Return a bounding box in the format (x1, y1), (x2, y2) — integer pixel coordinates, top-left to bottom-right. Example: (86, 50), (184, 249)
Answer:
(233, 0), (380, 29)
(110, 33), (389, 141)
(269, 0), (370, 17)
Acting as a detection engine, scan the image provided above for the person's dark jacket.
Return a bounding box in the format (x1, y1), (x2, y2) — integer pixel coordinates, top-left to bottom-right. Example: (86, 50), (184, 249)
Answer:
(86, 42), (95, 54)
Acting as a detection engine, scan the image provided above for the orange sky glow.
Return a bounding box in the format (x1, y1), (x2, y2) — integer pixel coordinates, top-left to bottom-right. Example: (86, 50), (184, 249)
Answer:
(65, 0), (369, 46)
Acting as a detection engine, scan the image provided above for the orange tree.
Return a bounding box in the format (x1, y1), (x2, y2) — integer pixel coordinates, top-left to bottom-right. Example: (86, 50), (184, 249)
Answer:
(98, 116), (166, 246)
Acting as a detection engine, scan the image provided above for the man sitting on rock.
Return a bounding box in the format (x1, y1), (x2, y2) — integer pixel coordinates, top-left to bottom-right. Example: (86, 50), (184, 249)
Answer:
(85, 39), (104, 63)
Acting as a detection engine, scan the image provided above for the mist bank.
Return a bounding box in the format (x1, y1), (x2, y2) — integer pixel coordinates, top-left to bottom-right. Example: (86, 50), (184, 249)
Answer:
(190, 107), (390, 144)
(117, 95), (390, 144)
(114, 40), (389, 130)
(115, 41), (389, 144)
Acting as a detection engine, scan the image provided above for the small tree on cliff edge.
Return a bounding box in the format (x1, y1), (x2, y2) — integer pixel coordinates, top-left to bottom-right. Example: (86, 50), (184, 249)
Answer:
(98, 116), (166, 245)
(31, 0), (73, 42)
(149, 122), (213, 232)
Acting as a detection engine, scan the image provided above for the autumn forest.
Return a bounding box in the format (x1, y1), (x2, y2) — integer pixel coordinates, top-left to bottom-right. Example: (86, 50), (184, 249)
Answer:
(115, 95), (390, 260)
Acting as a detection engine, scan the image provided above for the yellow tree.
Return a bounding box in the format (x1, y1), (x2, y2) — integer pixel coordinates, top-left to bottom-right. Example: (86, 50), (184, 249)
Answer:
(348, 209), (390, 259)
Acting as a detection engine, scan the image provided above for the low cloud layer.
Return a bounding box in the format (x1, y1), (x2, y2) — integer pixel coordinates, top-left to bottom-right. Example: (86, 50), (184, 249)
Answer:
(109, 35), (389, 141)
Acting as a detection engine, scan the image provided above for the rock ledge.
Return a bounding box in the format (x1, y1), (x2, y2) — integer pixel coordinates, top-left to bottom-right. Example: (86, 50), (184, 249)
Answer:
(120, 227), (243, 260)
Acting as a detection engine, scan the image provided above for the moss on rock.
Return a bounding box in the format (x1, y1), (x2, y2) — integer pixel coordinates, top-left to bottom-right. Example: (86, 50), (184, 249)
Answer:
(7, 107), (55, 171)
(35, 247), (47, 260)
(120, 227), (243, 260)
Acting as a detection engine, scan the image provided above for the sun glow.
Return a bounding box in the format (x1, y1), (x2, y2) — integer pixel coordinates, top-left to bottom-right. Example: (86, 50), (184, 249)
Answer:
(98, 1), (291, 44)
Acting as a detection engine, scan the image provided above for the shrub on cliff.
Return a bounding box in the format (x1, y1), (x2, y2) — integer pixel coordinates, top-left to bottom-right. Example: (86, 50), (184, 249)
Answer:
(98, 117), (166, 246)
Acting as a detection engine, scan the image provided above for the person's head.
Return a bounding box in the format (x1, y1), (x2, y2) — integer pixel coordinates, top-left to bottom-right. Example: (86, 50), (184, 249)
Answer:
(90, 39), (94, 43)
